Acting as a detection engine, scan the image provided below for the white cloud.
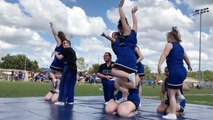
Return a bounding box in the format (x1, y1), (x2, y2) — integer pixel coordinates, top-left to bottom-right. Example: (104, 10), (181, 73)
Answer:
(0, 0), (30, 27)
(67, 7), (107, 36)
(74, 37), (113, 65)
(184, 0), (213, 28)
(18, 0), (107, 36)
(106, 0), (213, 72)
(0, 0), (107, 69)
(0, 41), (16, 49)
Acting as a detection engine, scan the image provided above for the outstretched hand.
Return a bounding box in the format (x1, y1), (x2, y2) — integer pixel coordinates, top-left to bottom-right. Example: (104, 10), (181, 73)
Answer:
(131, 6), (138, 14)
(119, 0), (124, 8)
(188, 66), (192, 71)
(101, 32), (106, 37)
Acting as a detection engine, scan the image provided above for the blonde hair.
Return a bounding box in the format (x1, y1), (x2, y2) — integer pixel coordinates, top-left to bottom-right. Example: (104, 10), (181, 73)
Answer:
(169, 27), (182, 43)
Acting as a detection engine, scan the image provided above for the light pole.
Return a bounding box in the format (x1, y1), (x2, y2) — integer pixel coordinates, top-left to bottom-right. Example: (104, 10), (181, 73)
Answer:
(193, 8), (209, 86)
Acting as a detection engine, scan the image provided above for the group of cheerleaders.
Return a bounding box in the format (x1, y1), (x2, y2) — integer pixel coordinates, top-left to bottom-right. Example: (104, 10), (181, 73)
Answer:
(44, 0), (192, 119)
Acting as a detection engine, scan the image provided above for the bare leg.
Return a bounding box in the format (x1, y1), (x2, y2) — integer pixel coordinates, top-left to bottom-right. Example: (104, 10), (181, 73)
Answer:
(117, 75), (140, 89)
(115, 80), (129, 98)
(44, 92), (53, 101)
(105, 99), (119, 115)
(49, 69), (57, 88)
(168, 89), (177, 114)
(176, 89), (182, 96)
(117, 101), (137, 118)
(166, 103), (182, 116)
(162, 89), (177, 119)
(176, 89), (185, 103)
(157, 102), (168, 113)
(49, 69), (56, 80)
(51, 93), (59, 103)
(111, 68), (137, 87)
(139, 77), (143, 97)
(115, 79), (129, 103)
(55, 71), (62, 90)
(111, 68), (129, 79)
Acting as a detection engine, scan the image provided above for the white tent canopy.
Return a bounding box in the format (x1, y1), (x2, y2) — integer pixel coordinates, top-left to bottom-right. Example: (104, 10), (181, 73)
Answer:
(184, 77), (199, 83)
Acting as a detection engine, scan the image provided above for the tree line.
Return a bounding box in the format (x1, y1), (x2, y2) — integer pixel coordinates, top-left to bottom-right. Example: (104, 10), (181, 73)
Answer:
(0, 54), (39, 71)
(1, 54), (213, 81)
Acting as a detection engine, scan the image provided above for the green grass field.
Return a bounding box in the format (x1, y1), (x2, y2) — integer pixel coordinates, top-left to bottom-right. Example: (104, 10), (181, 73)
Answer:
(141, 86), (213, 106)
(0, 81), (213, 106)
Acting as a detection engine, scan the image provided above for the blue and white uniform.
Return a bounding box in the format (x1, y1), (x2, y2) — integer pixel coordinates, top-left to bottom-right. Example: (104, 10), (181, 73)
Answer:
(164, 79), (186, 112)
(98, 62), (115, 102)
(50, 44), (64, 71)
(111, 39), (119, 56)
(113, 30), (137, 73)
(114, 84), (140, 110)
(166, 42), (187, 89)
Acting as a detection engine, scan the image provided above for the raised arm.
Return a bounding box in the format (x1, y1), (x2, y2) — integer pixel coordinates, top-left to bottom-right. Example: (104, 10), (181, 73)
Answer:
(101, 32), (115, 43)
(135, 47), (144, 63)
(50, 22), (61, 46)
(158, 43), (172, 74)
(131, 6), (138, 33)
(118, 0), (131, 36)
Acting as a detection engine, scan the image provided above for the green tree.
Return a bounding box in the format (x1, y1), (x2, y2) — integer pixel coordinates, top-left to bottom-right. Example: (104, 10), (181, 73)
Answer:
(88, 64), (99, 74)
(0, 54), (39, 71)
(203, 70), (213, 81)
(144, 65), (152, 80)
(76, 57), (88, 73)
(188, 71), (198, 79)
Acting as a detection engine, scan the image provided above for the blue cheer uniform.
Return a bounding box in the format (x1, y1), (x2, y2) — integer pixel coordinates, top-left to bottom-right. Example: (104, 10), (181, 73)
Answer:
(166, 42), (187, 89)
(98, 62), (115, 102)
(164, 77), (186, 113)
(114, 84), (140, 110)
(50, 44), (64, 71)
(113, 30), (137, 73)
(135, 46), (145, 77)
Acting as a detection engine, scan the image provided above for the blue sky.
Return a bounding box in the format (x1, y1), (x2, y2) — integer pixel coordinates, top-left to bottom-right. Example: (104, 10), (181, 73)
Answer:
(0, 0), (213, 73)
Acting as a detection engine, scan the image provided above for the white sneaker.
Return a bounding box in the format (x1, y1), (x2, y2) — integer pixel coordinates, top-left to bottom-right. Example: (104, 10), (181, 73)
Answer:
(115, 97), (127, 104)
(162, 113), (177, 120)
(128, 73), (136, 87)
(66, 102), (74, 105)
(55, 101), (65, 106)
(139, 102), (142, 107)
(177, 94), (185, 103)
